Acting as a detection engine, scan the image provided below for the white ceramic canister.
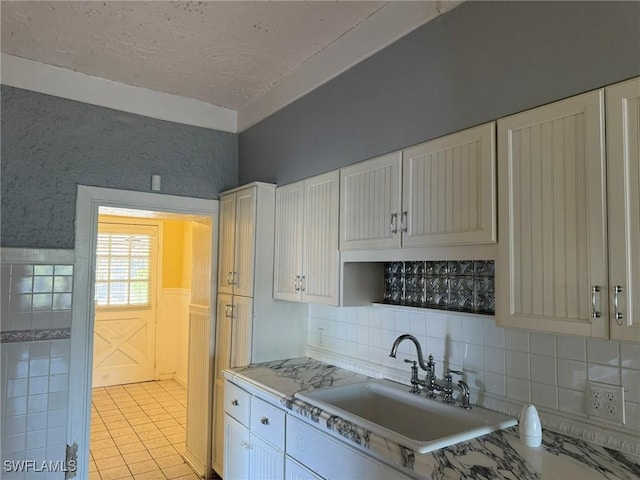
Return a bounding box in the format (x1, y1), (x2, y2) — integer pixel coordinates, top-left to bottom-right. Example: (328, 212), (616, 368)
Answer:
(519, 403), (542, 447)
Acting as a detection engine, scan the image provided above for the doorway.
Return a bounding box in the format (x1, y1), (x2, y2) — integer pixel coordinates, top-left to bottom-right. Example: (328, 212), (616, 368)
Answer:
(69, 186), (219, 480)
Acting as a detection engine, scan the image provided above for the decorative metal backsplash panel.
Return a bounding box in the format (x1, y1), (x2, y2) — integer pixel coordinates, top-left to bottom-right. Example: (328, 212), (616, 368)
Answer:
(383, 260), (495, 315)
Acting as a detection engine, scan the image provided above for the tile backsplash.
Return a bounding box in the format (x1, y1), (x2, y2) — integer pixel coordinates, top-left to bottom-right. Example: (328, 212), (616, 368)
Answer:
(307, 304), (640, 438)
(383, 261), (495, 314)
(1, 254), (73, 479)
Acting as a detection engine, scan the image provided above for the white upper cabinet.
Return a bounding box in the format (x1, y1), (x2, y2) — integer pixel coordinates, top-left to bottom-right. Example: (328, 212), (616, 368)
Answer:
(217, 187), (257, 297)
(340, 152), (402, 250)
(340, 123), (496, 251)
(497, 89), (609, 338)
(274, 171), (339, 305)
(402, 122), (496, 246)
(273, 182), (304, 302)
(606, 77), (640, 343)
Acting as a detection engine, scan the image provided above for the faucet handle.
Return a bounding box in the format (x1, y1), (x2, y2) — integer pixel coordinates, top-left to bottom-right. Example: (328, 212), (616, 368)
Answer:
(404, 359), (417, 365)
(447, 369), (464, 376)
(404, 360), (421, 394)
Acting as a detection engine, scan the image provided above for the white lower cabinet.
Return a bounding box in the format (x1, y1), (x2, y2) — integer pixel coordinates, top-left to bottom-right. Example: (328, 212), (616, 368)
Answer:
(286, 416), (408, 480)
(224, 414), (250, 480)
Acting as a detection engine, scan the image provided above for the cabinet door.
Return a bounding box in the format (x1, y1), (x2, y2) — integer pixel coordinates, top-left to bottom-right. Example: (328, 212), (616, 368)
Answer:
(402, 122), (496, 246)
(607, 77), (640, 342)
(302, 171), (339, 305)
(218, 193), (236, 295)
(214, 293), (233, 380)
(497, 90), (608, 337)
(234, 187), (257, 297)
(230, 295), (253, 368)
(224, 414), (250, 480)
(249, 433), (284, 480)
(274, 182), (304, 301)
(340, 152), (402, 250)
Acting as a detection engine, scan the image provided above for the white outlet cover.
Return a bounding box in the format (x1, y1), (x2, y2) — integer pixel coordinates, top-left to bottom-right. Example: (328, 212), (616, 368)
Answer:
(586, 381), (625, 424)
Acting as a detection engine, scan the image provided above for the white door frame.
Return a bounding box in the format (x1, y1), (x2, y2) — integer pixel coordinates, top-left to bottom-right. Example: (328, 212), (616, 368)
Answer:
(68, 185), (219, 479)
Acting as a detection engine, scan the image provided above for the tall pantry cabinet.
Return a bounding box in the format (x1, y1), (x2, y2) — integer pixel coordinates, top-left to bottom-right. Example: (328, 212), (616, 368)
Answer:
(212, 183), (307, 477)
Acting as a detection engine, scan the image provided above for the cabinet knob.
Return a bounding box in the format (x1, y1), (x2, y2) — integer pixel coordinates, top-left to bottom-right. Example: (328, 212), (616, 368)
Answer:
(260, 416), (269, 425)
(231, 399), (239, 406)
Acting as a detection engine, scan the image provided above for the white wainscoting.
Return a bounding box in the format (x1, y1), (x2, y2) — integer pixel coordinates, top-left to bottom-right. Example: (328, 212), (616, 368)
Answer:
(157, 288), (191, 386)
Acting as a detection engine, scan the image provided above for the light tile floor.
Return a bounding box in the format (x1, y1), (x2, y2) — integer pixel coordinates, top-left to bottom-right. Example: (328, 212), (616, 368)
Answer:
(90, 380), (199, 480)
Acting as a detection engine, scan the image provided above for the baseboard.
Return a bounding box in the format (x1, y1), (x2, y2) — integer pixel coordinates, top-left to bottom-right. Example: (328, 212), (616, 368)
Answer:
(174, 374), (188, 389)
(157, 373), (176, 381)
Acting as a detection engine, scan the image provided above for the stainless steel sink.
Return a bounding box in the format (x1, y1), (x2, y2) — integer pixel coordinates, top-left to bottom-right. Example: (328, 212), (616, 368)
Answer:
(295, 379), (517, 453)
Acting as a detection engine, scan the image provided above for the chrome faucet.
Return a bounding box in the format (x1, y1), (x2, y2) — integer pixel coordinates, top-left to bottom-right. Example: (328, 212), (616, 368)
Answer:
(389, 334), (472, 409)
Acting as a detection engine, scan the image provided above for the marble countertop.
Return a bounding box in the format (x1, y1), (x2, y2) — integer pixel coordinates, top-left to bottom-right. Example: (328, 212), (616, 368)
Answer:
(224, 357), (640, 480)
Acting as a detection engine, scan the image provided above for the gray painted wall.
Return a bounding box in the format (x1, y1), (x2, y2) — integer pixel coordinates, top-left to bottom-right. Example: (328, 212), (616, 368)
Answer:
(1, 86), (238, 248)
(239, 1), (640, 185)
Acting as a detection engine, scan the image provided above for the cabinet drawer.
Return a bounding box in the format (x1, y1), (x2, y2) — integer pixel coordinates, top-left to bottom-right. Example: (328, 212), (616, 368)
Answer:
(224, 381), (251, 426)
(250, 396), (285, 450)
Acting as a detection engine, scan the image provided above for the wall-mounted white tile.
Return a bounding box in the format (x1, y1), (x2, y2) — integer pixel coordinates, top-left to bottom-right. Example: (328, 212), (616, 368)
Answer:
(28, 376), (48, 395)
(531, 383), (558, 410)
(369, 309), (381, 328)
(587, 338), (620, 366)
(530, 354), (557, 386)
(427, 337), (445, 363)
(381, 308), (395, 329)
(394, 310), (411, 332)
(26, 447), (47, 464)
(625, 401), (640, 431)
(357, 343), (368, 360)
(4, 414), (27, 435)
(5, 396), (28, 416)
(483, 346), (506, 375)
(46, 426), (66, 446)
(482, 319), (505, 348)
(3, 433), (26, 453)
(346, 324), (357, 342)
(557, 335), (586, 361)
(444, 339), (463, 367)
(444, 315), (463, 342)
(506, 376), (530, 402)
(11, 294), (33, 313)
(368, 346), (384, 365)
(29, 358), (50, 377)
(620, 342), (640, 370)
(29, 342), (51, 359)
(27, 394), (48, 413)
(308, 304), (322, 317)
(47, 392), (67, 411)
(336, 322), (347, 340)
(7, 379), (28, 398)
(409, 312), (426, 337)
(557, 359), (587, 391)
(462, 343), (483, 371)
(483, 372), (506, 396)
(32, 312), (53, 329)
(50, 340), (69, 358)
(425, 314), (444, 339)
(622, 369), (640, 403)
(26, 429), (47, 450)
(558, 388), (586, 417)
(27, 412), (47, 431)
(368, 327), (382, 348)
(357, 325), (368, 344)
(9, 360), (29, 379)
(530, 332), (556, 357)
(325, 306), (337, 321)
(506, 350), (529, 379)
(587, 364), (620, 385)
(357, 307), (369, 326)
(462, 317), (483, 345)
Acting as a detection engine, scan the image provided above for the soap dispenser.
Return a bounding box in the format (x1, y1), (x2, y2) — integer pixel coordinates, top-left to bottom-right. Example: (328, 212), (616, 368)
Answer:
(519, 404), (542, 447)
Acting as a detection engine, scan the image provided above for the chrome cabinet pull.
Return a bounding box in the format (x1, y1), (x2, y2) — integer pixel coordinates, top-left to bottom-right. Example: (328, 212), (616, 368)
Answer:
(300, 275), (306, 293)
(294, 275), (300, 292)
(591, 286), (601, 318)
(231, 399), (239, 406)
(260, 416), (269, 425)
(227, 272), (233, 285)
(225, 305), (232, 319)
(232, 271), (238, 285)
(613, 285), (624, 325)
(400, 211), (408, 233)
(390, 213), (398, 234)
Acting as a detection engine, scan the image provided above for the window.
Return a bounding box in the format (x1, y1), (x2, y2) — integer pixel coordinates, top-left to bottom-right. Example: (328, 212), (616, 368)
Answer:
(95, 232), (153, 306)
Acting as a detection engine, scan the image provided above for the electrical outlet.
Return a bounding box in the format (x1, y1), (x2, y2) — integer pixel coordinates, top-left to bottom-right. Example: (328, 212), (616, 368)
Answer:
(586, 381), (625, 424)
(317, 327), (325, 347)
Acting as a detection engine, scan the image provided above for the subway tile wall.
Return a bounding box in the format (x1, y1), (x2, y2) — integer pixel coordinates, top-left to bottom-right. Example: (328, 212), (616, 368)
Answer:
(307, 304), (640, 436)
(1, 260), (73, 480)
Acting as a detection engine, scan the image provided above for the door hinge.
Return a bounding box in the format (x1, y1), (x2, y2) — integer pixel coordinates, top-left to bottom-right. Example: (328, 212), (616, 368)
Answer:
(65, 443), (78, 479)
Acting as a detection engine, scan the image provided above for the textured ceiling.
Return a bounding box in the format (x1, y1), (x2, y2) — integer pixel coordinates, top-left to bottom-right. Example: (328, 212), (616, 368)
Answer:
(1, 1), (387, 110)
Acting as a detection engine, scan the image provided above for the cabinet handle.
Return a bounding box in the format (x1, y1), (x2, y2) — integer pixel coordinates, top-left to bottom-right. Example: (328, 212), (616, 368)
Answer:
(232, 271), (238, 285)
(390, 213), (398, 234)
(231, 399), (239, 406)
(294, 275), (300, 292)
(225, 305), (232, 319)
(591, 286), (601, 319)
(400, 211), (408, 233)
(260, 416), (270, 425)
(300, 275), (306, 293)
(227, 272), (233, 285)
(613, 285), (624, 325)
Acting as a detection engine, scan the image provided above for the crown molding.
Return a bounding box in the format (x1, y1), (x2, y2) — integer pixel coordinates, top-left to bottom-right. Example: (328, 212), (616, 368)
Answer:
(237, 1), (463, 132)
(1, 53), (237, 133)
